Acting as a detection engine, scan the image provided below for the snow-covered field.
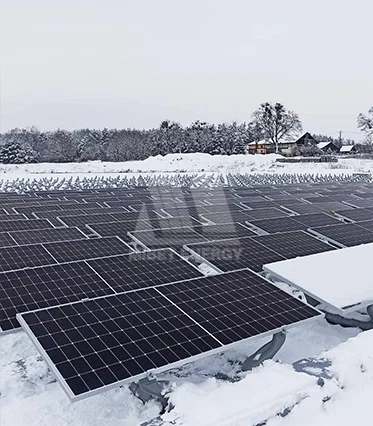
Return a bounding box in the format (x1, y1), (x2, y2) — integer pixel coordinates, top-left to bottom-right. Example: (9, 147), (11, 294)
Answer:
(1, 153), (373, 426)
(0, 153), (371, 179)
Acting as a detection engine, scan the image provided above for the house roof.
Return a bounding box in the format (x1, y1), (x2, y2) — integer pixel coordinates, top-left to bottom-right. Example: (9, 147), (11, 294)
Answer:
(248, 140), (272, 146)
(340, 145), (355, 152)
(317, 142), (332, 149)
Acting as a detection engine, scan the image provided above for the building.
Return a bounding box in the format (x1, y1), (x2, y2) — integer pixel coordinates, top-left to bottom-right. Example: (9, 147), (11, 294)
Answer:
(340, 145), (357, 154)
(317, 141), (340, 153)
(248, 132), (318, 155)
(247, 140), (274, 154)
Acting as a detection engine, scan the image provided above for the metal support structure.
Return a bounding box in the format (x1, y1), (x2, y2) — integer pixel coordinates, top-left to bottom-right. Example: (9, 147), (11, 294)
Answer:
(242, 331), (286, 371)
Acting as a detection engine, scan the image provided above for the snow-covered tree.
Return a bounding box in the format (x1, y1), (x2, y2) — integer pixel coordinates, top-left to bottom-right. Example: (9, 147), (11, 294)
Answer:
(358, 107), (373, 139)
(0, 141), (36, 164)
(251, 102), (303, 153)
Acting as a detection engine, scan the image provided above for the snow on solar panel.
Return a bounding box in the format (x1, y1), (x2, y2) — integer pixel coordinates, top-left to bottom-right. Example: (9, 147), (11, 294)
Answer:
(9, 227), (87, 245)
(18, 269), (321, 400)
(0, 261), (114, 331)
(264, 243), (373, 312)
(87, 248), (203, 292)
(43, 237), (132, 263)
(309, 223), (373, 247)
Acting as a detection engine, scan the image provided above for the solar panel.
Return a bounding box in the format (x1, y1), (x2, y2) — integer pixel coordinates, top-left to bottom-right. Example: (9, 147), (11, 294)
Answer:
(280, 204), (323, 215)
(0, 232), (17, 248)
(339, 199), (373, 208)
(253, 231), (335, 258)
(245, 208), (289, 220)
(9, 227), (87, 245)
(192, 223), (256, 241)
(87, 249), (203, 292)
(43, 237), (132, 263)
(57, 213), (121, 228)
(87, 220), (152, 241)
(309, 223), (373, 247)
(0, 213), (27, 221)
(335, 209), (373, 222)
(58, 211), (161, 229)
(158, 270), (321, 345)
(0, 219), (53, 232)
(185, 237), (286, 272)
(0, 262), (114, 331)
(312, 202), (352, 212)
(291, 213), (341, 228)
(145, 216), (203, 230)
(32, 211), (83, 227)
(248, 217), (305, 234)
(18, 288), (220, 399)
(129, 226), (209, 252)
(18, 269), (321, 400)
(0, 244), (57, 273)
(355, 220), (373, 232)
(201, 210), (253, 225)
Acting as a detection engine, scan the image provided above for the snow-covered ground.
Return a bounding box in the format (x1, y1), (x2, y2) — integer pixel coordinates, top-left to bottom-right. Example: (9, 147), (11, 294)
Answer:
(1, 153), (373, 426)
(0, 153), (371, 179)
(0, 319), (360, 426)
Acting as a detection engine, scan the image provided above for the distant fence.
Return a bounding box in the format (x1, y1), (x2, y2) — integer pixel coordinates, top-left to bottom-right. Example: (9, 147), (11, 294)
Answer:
(276, 156), (338, 163)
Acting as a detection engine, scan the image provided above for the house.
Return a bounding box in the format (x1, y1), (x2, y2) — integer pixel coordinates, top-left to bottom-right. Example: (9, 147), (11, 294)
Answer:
(247, 140), (274, 154)
(317, 141), (340, 153)
(340, 145), (357, 154)
(294, 132), (318, 146)
(248, 133), (318, 155)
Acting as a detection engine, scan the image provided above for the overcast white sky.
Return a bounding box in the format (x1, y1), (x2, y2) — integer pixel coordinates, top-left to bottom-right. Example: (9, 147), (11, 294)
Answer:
(0, 0), (372, 139)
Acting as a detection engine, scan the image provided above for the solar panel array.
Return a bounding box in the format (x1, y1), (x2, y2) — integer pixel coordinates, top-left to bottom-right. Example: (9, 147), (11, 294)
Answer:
(0, 248), (203, 332)
(3, 182), (373, 401)
(18, 269), (321, 400)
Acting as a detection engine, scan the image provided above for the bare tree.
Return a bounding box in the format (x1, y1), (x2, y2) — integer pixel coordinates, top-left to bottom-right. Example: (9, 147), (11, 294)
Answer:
(251, 102), (303, 153)
(358, 107), (373, 138)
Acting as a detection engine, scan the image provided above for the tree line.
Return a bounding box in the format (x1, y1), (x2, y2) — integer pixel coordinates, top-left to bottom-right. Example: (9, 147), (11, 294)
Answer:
(0, 102), (371, 164)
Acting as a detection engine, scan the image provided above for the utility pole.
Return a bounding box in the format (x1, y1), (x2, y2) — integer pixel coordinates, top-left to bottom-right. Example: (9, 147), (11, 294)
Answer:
(339, 130), (342, 147)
